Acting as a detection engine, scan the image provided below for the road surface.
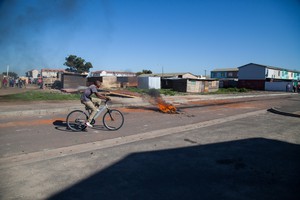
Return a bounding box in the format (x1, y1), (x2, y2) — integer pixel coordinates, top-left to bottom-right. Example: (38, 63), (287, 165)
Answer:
(0, 95), (299, 200)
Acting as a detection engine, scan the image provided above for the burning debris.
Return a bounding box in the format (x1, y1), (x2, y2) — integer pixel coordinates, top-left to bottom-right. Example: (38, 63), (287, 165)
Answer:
(156, 98), (177, 113)
(147, 89), (178, 114)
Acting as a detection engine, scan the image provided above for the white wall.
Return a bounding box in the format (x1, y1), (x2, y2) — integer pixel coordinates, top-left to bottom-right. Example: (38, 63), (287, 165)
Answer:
(138, 77), (161, 89)
(42, 71), (58, 78)
(266, 68), (280, 79)
(32, 70), (39, 78)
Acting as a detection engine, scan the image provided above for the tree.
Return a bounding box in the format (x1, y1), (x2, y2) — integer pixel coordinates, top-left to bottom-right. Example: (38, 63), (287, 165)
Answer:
(64, 55), (93, 74)
(2, 72), (18, 79)
(136, 69), (153, 76)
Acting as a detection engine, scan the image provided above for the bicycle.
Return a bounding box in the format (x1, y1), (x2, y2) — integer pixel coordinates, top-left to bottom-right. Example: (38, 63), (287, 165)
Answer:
(66, 99), (124, 131)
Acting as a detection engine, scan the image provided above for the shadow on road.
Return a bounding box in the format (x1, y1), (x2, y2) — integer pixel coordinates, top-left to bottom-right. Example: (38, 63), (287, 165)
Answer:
(91, 124), (108, 131)
(48, 138), (300, 200)
(53, 120), (109, 132)
(53, 120), (69, 131)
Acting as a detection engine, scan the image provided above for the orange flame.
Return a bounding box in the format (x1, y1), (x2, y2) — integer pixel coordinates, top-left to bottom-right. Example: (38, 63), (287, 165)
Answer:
(157, 98), (177, 113)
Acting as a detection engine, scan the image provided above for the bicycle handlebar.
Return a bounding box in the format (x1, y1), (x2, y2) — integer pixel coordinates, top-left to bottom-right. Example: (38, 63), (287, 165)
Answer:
(104, 98), (111, 104)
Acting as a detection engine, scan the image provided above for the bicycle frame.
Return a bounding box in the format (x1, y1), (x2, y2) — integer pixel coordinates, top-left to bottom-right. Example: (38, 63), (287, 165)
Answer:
(91, 102), (109, 121)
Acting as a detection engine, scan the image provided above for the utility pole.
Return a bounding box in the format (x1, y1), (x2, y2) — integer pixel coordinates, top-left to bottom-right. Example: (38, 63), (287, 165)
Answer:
(7, 65), (9, 76)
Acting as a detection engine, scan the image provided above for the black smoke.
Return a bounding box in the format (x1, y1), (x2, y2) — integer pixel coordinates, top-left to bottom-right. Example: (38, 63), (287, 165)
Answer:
(0, 0), (81, 73)
(0, 0), (113, 75)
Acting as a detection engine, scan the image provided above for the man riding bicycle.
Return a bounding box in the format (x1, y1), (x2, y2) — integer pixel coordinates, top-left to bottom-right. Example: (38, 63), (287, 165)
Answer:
(81, 80), (110, 127)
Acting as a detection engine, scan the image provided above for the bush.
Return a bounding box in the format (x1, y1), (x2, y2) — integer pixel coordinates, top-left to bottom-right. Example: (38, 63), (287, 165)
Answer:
(160, 89), (177, 96)
(126, 87), (178, 96)
(2, 90), (80, 101)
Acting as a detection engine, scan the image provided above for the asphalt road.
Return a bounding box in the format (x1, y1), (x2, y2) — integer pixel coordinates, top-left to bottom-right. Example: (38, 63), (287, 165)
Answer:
(0, 95), (299, 200)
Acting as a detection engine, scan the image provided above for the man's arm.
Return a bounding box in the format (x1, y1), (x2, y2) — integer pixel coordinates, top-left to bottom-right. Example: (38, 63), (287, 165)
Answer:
(95, 92), (110, 100)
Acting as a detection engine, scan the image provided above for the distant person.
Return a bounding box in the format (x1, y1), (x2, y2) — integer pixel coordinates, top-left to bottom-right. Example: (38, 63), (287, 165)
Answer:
(15, 78), (19, 88)
(38, 78), (42, 86)
(23, 79), (26, 88)
(19, 78), (23, 88)
(81, 80), (110, 127)
(9, 79), (14, 87)
(286, 83), (291, 92)
(2, 78), (7, 88)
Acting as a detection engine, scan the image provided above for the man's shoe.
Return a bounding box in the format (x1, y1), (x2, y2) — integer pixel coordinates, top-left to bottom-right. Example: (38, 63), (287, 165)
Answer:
(85, 122), (93, 128)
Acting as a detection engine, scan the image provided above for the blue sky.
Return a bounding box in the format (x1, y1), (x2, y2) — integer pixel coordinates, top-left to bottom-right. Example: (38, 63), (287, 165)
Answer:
(0, 0), (299, 76)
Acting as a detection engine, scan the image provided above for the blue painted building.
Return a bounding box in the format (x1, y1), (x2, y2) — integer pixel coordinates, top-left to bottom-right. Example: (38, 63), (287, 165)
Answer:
(238, 63), (300, 91)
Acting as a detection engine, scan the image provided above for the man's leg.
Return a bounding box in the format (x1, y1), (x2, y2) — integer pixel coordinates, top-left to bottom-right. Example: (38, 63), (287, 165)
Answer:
(85, 101), (97, 126)
(91, 97), (102, 107)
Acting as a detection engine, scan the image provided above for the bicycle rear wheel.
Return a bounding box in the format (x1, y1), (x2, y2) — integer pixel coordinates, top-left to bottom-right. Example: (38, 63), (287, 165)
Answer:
(66, 110), (88, 131)
(103, 109), (124, 130)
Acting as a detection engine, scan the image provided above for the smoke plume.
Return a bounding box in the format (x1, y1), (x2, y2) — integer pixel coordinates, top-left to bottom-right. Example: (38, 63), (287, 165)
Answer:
(0, 0), (114, 75)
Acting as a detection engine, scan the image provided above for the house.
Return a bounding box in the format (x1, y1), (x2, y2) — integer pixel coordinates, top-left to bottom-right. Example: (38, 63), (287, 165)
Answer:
(91, 70), (136, 77)
(41, 69), (65, 88)
(89, 70), (137, 88)
(41, 69), (65, 78)
(25, 69), (39, 79)
(140, 72), (199, 79)
(211, 68), (238, 79)
(117, 76), (138, 88)
(88, 70), (137, 88)
(61, 73), (87, 89)
(238, 63), (300, 91)
(87, 76), (120, 89)
(211, 68), (239, 88)
(138, 76), (161, 89)
(138, 72), (217, 93)
(161, 78), (219, 93)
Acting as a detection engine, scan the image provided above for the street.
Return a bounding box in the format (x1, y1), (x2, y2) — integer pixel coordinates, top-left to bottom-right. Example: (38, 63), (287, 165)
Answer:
(0, 95), (299, 199)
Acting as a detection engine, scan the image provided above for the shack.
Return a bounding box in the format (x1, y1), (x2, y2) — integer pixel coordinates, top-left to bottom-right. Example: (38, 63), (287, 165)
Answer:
(61, 73), (87, 89)
(87, 76), (119, 88)
(162, 78), (219, 93)
(117, 76), (138, 88)
(138, 76), (161, 89)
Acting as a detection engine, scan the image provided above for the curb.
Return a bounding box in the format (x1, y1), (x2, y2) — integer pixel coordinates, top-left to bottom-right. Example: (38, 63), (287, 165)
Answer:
(268, 107), (300, 118)
(0, 106), (80, 117)
(0, 103), (152, 117)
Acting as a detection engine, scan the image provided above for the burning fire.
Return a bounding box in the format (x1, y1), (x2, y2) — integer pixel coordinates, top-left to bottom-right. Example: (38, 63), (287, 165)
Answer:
(156, 98), (177, 114)
(146, 89), (178, 114)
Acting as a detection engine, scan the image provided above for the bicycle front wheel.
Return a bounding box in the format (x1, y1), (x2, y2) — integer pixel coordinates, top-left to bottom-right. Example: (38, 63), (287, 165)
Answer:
(103, 109), (124, 130)
(66, 110), (88, 131)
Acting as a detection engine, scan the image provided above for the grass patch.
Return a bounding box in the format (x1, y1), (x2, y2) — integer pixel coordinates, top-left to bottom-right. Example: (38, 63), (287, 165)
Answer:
(208, 87), (250, 94)
(126, 87), (180, 96)
(1, 90), (81, 101)
(126, 87), (250, 96)
(125, 87), (148, 94)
